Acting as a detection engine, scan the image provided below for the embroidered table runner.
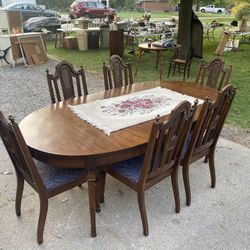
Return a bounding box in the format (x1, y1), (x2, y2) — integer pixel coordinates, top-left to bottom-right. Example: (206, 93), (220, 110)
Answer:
(69, 87), (202, 135)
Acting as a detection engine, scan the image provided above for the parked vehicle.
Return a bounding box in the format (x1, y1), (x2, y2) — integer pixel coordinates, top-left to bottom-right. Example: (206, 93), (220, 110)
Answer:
(2, 2), (60, 22)
(69, 0), (116, 19)
(199, 5), (226, 14)
(23, 16), (61, 32)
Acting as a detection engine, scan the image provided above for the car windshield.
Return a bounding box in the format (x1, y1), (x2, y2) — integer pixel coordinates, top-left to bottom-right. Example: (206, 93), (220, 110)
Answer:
(30, 5), (42, 11)
(8, 3), (32, 10)
(96, 2), (105, 8)
(86, 2), (96, 7)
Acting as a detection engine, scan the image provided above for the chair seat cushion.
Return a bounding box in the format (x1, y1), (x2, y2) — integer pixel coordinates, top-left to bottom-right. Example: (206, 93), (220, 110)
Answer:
(111, 156), (144, 183)
(35, 160), (86, 191)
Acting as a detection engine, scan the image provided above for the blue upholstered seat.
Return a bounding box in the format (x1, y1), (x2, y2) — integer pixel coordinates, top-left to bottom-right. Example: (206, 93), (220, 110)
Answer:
(111, 156), (144, 183)
(35, 160), (86, 191)
(181, 132), (193, 160)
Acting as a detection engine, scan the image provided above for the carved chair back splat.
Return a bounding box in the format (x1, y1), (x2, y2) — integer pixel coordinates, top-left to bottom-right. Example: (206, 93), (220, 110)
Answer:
(46, 60), (88, 104)
(103, 55), (133, 90)
(195, 57), (232, 90)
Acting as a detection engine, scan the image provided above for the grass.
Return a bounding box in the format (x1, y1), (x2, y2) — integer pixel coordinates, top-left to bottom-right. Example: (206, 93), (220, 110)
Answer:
(47, 20), (250, 130)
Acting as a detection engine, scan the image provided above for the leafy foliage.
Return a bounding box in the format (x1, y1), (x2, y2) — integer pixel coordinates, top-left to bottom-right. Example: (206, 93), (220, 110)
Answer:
(232, 1), (250, 19)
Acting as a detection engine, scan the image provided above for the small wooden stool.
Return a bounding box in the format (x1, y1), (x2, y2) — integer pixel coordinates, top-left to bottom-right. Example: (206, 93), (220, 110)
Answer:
(55, 32), (64, 48)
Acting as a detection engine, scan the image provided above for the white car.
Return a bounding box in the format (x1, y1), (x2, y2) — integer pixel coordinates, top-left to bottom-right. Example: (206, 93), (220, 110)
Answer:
(200, 5), (226, 14)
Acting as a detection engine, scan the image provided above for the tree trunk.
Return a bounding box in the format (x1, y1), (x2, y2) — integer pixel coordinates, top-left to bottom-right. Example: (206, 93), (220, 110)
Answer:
(177, 0), (193, 58)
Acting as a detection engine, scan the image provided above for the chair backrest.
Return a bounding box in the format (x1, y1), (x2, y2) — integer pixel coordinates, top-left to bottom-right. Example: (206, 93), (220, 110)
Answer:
(46, 61), (88, 104)
(139, 100), (198, 184)
(0, 111), (46, 192)
(103, 55), (133, 91)
(195, 57), (232, 90)
(183, 85), (236, 164)
(174, 46), (194, 63)
(184, 47), (194, 64)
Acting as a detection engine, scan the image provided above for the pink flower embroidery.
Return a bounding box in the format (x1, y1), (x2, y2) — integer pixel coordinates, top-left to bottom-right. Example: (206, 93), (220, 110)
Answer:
(101, 95), (171, 116)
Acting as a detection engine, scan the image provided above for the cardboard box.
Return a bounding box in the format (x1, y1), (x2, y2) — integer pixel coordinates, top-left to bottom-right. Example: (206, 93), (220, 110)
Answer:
(63, 36), (78, 49)
(78, 20), (89, 29)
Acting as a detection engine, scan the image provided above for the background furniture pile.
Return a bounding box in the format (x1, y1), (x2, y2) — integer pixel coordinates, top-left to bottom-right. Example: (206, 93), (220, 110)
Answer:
(0, 10), (48, 66)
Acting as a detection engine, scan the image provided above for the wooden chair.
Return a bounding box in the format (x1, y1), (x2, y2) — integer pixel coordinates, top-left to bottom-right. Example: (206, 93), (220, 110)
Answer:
(181, 85), (236, 206)
(167, 47), (194, 81)
(100, 100), (198, 236)
(46, 61), (88, 104)
(0, 111), (98, 244)
(195, 57), (232, 90)
(103, 55), (133, 90)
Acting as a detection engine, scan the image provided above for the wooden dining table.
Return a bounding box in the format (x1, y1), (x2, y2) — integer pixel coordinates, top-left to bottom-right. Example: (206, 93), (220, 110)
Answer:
(19, 80), (218, 238)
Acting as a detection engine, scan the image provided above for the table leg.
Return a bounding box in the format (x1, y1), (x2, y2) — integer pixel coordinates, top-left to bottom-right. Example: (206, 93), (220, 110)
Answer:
(159, 51), (164, 80)
(87, 170), (97, 237)
(156, 51), (160, 69)
(134, 48), (143, 78)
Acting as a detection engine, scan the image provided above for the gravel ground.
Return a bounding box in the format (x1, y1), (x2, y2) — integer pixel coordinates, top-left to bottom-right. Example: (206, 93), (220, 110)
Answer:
(0, 59), (250, 148)
(0, 60), (104, 122)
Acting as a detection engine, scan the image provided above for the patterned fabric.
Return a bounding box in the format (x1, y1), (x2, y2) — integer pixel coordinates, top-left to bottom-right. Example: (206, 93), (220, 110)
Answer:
(69, 87), (202, 135)
(100, 95), (171, 116)
(111, 156), (144, 183)
(35, 160), (86, 191)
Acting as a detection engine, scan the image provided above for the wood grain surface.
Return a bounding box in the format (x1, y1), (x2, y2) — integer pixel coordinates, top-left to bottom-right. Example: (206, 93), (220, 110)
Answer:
(19, 80), (218, 168)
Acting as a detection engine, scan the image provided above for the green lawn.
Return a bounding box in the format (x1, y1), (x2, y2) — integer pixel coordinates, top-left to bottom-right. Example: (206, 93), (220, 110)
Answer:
(47, 19), (250, 130)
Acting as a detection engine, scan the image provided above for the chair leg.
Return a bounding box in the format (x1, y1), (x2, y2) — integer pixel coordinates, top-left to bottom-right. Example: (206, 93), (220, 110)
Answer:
(15, 173), (24, 216)
(182, 165), (191, 206)
(183, 65), (187, 81)
(208, 151), (216, 188)
(187, 64), (191, 79)
(167, 62), (172, 78)
(95, 172), (101, 213)
(37, 196), (48, 245)
(137, 191), (148, 236)
(171, 169), (180, 213)
(173, 63), (177, 76)
(99, 171), (106, 204)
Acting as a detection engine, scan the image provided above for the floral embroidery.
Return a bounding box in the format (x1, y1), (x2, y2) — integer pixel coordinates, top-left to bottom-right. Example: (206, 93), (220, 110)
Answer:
(101, 94), (171, 116)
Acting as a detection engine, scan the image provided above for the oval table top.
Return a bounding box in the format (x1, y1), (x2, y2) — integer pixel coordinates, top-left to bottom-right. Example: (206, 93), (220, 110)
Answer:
(19, 80), (218, 168)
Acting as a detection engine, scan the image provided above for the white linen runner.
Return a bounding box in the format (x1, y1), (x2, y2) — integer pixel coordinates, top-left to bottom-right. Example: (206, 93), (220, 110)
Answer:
(69, 87), (202, 135)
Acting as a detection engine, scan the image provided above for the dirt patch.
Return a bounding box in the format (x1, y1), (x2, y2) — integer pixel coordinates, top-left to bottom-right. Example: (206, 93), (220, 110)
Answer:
(221, 124), (250, 149)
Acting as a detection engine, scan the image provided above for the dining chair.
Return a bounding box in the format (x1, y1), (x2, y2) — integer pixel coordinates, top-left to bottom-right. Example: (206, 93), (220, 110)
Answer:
(0, 111), (99, 244)
(100, 100), (198, 236)
(167, 47), (194, 81)
(103, 54), (133, 90)
(46, 60), (88, 104)
(181, 85), (236, 206)
(195, 57), (232, 90)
